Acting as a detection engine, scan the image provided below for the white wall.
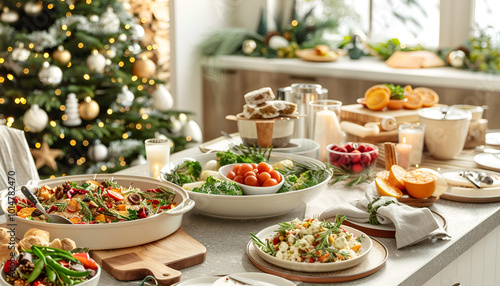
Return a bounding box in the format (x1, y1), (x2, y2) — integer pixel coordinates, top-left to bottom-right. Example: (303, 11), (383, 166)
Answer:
(169, 0), (232, 136)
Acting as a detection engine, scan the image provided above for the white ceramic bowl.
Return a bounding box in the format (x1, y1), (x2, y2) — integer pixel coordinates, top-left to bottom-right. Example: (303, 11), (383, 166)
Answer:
(252, 224), (372, 272)
(219, 164), (284, 195)
(1, 174), (195, 250)
(162, 153), (331, 219)
(0, 261), (101, 286)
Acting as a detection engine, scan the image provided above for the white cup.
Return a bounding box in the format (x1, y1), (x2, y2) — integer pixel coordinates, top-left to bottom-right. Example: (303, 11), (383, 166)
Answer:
(145, 138), (171, 179)
(418, 107), (471, 160)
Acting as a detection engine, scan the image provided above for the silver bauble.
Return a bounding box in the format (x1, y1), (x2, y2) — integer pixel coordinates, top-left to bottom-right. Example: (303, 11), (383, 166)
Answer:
(88, 140), (108, 162)
(24, 1), (43, 16)
(1, 8), (19, 23)
(130, 23), (145, 41)
(11, 47), (30, 62)
(151, 85), (173, 111)
(242, 39), (257, 55)
(23, 104), (48, 132)
(268, 35), (289, 50)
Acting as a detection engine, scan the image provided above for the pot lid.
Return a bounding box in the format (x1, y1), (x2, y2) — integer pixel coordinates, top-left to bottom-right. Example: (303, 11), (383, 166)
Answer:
(418, 106), (472, 120)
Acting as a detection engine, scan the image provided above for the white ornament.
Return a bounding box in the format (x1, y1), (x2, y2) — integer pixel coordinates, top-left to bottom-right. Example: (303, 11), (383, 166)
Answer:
(87, 140), (108, 162)
(154, 132), (168, 140)
(11, 47), (30, 62)
(38, 62), (63, 86)
(23, 104), (48, 132)
(168, 116), (183, 136)
(116, 86), (135, 107)
(183, 120), (203, 143)
(130, 23), (145, 41)
(268, 35), (289, 50)
(1, 8), (19, 23)
(24, 1), (43, 16)
(106, 47), (116, 58)
(128, 43), (142, 55)
(242, 39), (257, 55)
(86, 51), (106, 73)
(89, 15), (99, 23)
(99, 6), (120, 32)
(130, 154), (147, 166)
(151, 85), (173, 111)
(63, 93), (82, 126)
(118, 33), (127, 42)
(448, 50), (466, 68)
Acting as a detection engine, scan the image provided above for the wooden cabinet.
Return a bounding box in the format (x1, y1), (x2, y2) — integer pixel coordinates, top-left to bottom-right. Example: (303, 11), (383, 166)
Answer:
(202, 68), (499, 142)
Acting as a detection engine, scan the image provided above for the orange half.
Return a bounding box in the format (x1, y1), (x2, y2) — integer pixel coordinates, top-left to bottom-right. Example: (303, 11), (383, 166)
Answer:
(388, 165), (407, 191)
(375, 177), (403, 199)
(403, 170), (437, 199)
(413, 87), (439, 107)
(364, 85), (391, 111)
(403, 92), (423, 109)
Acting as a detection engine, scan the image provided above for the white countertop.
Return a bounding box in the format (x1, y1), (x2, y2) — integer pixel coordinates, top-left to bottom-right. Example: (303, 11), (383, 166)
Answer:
(208, 55), (500, 92)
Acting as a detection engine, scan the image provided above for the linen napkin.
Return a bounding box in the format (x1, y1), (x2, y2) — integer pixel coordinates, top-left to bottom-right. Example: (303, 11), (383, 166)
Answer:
(318, 186), (451, 249)
(0, 126), (40, 190)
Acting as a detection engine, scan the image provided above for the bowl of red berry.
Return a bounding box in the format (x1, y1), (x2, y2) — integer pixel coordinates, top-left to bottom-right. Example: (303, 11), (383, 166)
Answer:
(326, 142), (379, 174)
(219, 162), (284, 195)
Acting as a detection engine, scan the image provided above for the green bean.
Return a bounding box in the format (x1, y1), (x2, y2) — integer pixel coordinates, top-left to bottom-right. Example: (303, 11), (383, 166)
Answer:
(46, 264), (57, 283)
(45, 256), (90, 278)
(26, 258), (44, 283)
(16, 268), (30, 279)
(31, 246), (47, 264)
(36, 246), (79, 263)
(58, 271), (74, 286)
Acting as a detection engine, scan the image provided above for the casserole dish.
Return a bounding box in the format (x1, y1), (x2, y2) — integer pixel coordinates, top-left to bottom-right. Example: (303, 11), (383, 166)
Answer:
(1, 174), (194, 250)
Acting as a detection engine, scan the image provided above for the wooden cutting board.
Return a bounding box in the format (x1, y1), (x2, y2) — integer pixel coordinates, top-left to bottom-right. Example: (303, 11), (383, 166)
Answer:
(91, 227), (206, 285)
(341, 104), (423, 130)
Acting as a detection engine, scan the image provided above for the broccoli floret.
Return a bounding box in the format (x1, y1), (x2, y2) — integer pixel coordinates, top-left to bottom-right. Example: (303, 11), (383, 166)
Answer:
(294, 170), (319, 190)
(192, 176), (242, 196)
(164, 160), (202, 186)
(217, 150), (239, 166)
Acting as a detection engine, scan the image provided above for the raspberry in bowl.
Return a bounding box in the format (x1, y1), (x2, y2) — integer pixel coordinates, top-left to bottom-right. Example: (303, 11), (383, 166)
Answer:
(326, 142), (379, 174)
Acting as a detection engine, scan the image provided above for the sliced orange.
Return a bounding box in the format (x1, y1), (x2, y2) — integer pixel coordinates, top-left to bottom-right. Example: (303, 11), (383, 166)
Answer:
(413, 87), (439, 107)
(404, 85), (413, 95)
(376, 170), (390, 181)
(364, 85), (391, 111)
(388, 165), (407, 191)
(375, 177), (403, 199)
(403, 92), (423, 109)
(403, 170), (437, 199)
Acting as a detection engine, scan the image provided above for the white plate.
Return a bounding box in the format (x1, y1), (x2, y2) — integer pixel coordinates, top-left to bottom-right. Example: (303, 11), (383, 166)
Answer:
(486, 132), (500, 146)
(161, 153), (331, 219)
(438, 169), (500, 202)
(252, 224), (372, 272)
(172, 273), (295, 286)
(474, 153), (500, 172)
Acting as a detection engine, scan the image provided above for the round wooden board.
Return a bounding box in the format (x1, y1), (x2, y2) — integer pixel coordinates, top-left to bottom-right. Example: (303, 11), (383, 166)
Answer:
(246, 237), (388, 283)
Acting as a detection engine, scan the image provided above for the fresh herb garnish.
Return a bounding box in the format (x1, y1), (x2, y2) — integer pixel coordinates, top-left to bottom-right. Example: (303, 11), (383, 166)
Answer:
(384, 83), (405, 99)
(163, 160), (202, 186)
(327, 163), (371, 186)
(250, 233), (276, 256)
(367, 197), (400, 225)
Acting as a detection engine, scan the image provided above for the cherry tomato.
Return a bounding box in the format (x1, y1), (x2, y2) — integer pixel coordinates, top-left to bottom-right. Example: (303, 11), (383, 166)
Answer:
(257, 172), (271, 185)
(269, 170), (281, 182)
(226, 171), (236, 180)
(232, 165), (241, 175)
(244, 171), (256, 178)
(233, 175), (244, 184)
(251, 163), (258, 169)
(244, 175), (259, 186)
(238, 164), (253, 176)
(257, 162), (272, 173)
(263, 178), (278, 187)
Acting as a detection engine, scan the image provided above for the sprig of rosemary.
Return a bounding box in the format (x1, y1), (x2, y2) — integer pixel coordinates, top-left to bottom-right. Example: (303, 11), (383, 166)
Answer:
(250, 233), (276, 256)
(315, 214), (346, 251)
(327, 163), (371, 186)
(367, 197), (400, 225)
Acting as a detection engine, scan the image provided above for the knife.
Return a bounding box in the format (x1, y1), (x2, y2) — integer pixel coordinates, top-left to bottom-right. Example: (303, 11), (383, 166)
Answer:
(227, 274), (278, 286)
(464, 171), (481, 188)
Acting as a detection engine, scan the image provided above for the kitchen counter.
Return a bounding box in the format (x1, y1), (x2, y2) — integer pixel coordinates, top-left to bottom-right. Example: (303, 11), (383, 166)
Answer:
(208, 55), (500, 92)
(93, 144), (500, 286)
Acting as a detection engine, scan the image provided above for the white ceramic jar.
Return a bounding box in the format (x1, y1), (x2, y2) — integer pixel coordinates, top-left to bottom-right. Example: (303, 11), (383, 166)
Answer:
(418, 107), (472, 160)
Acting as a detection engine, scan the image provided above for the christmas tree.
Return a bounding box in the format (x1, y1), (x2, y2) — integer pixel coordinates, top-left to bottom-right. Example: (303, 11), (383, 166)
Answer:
(0, 0), (201, 177)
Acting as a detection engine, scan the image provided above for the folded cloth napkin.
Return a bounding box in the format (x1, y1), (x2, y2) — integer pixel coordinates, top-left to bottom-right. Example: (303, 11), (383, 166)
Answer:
(0, 126), (40, 190)
(319, 186), (451, 249)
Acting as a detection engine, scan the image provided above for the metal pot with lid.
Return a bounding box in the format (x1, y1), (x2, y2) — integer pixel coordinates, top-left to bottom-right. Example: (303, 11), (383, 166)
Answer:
(418, 106), (472, 160)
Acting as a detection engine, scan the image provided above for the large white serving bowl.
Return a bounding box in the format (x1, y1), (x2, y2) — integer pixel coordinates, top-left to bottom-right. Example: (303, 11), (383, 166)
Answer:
(162, 153), (331, 219)
(1, 174), (194, 250)
(0, 261), (101, 286)
(252, 224), (372, 272)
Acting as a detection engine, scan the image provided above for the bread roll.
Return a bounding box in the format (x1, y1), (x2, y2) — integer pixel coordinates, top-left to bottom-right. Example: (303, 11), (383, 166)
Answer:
(60, 238), (77, 251)
(24, 228), (50, 243)
(244, 87), (275, 106)
(18, 236), (49, 252)
(0, 244), (18, 264)
(0, 228), (10, 244)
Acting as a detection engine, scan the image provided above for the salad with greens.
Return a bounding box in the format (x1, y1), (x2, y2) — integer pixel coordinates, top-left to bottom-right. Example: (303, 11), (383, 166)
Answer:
(163, 145), (332, 196)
